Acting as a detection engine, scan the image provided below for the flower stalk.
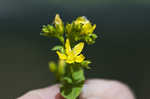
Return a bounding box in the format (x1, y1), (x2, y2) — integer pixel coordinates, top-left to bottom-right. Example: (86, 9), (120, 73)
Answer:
(41, 14), (98, 99)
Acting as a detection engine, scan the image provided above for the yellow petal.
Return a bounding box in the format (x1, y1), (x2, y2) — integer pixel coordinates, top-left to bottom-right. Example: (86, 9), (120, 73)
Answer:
(56, 51), (67, 60)
(66, 59), (74, 64)
(89, 24), (96, 33)
(80, 23), (93, 35)
(65, 39), (72, 55)
(75, 54), (85, 63)
(92, 24), (96, 31)
(73, 42), (84, 56)
(66, 52), (75, 64)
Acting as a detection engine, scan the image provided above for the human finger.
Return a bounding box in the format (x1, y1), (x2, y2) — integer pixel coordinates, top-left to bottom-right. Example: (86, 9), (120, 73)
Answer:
(17, 84), (64, 99)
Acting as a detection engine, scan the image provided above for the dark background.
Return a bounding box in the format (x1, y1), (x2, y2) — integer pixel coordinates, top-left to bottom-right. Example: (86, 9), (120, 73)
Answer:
(0, 0), (150, 99)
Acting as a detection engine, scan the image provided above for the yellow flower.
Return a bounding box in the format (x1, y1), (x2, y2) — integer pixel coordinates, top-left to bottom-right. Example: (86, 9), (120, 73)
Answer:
(74, 16), (96, 35)
(56, 39), (85, 64)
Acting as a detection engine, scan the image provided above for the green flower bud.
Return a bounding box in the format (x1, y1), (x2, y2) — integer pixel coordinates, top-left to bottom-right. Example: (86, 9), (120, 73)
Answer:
(58, 60), (65, 75)
(81, 60), (91, 69)
(49, 61), (57, 72)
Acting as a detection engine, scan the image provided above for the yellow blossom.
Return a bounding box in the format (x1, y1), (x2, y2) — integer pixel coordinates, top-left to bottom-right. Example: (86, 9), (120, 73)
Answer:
(56, 39), (85, 64)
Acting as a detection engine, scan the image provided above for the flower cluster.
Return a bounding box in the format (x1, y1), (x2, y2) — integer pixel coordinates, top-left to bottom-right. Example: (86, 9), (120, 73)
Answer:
(66, 16), (97, 44)
(41, 14), (97, 44)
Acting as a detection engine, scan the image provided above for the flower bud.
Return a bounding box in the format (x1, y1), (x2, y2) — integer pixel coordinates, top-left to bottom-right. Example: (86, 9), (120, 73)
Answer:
(49, 61), (57, 72)
(54, 14), (64, 34)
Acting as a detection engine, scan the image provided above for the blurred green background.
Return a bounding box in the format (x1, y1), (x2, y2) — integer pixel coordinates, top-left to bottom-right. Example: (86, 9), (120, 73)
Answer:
(0, 0), (150, 99)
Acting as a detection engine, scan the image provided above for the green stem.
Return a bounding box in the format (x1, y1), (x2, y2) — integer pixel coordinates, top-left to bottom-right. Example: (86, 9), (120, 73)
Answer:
(58, 36), (65, 45)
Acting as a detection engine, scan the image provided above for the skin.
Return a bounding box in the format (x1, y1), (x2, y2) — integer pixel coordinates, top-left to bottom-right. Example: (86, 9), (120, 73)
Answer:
(17, 79), (135, 99)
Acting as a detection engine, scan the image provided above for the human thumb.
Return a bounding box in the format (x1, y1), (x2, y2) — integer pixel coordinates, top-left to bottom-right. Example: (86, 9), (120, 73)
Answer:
(80, 79), (135, 99)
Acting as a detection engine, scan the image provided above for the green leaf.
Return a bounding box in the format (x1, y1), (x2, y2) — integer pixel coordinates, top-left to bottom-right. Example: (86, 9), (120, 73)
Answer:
(61, 84), (83, 99)
(51, 45), (64, 53)
(72, 66), (85, 83)
(81, 60), (91, 69)
(58, 36), (65, 44)
(63, 77), (73, 84)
